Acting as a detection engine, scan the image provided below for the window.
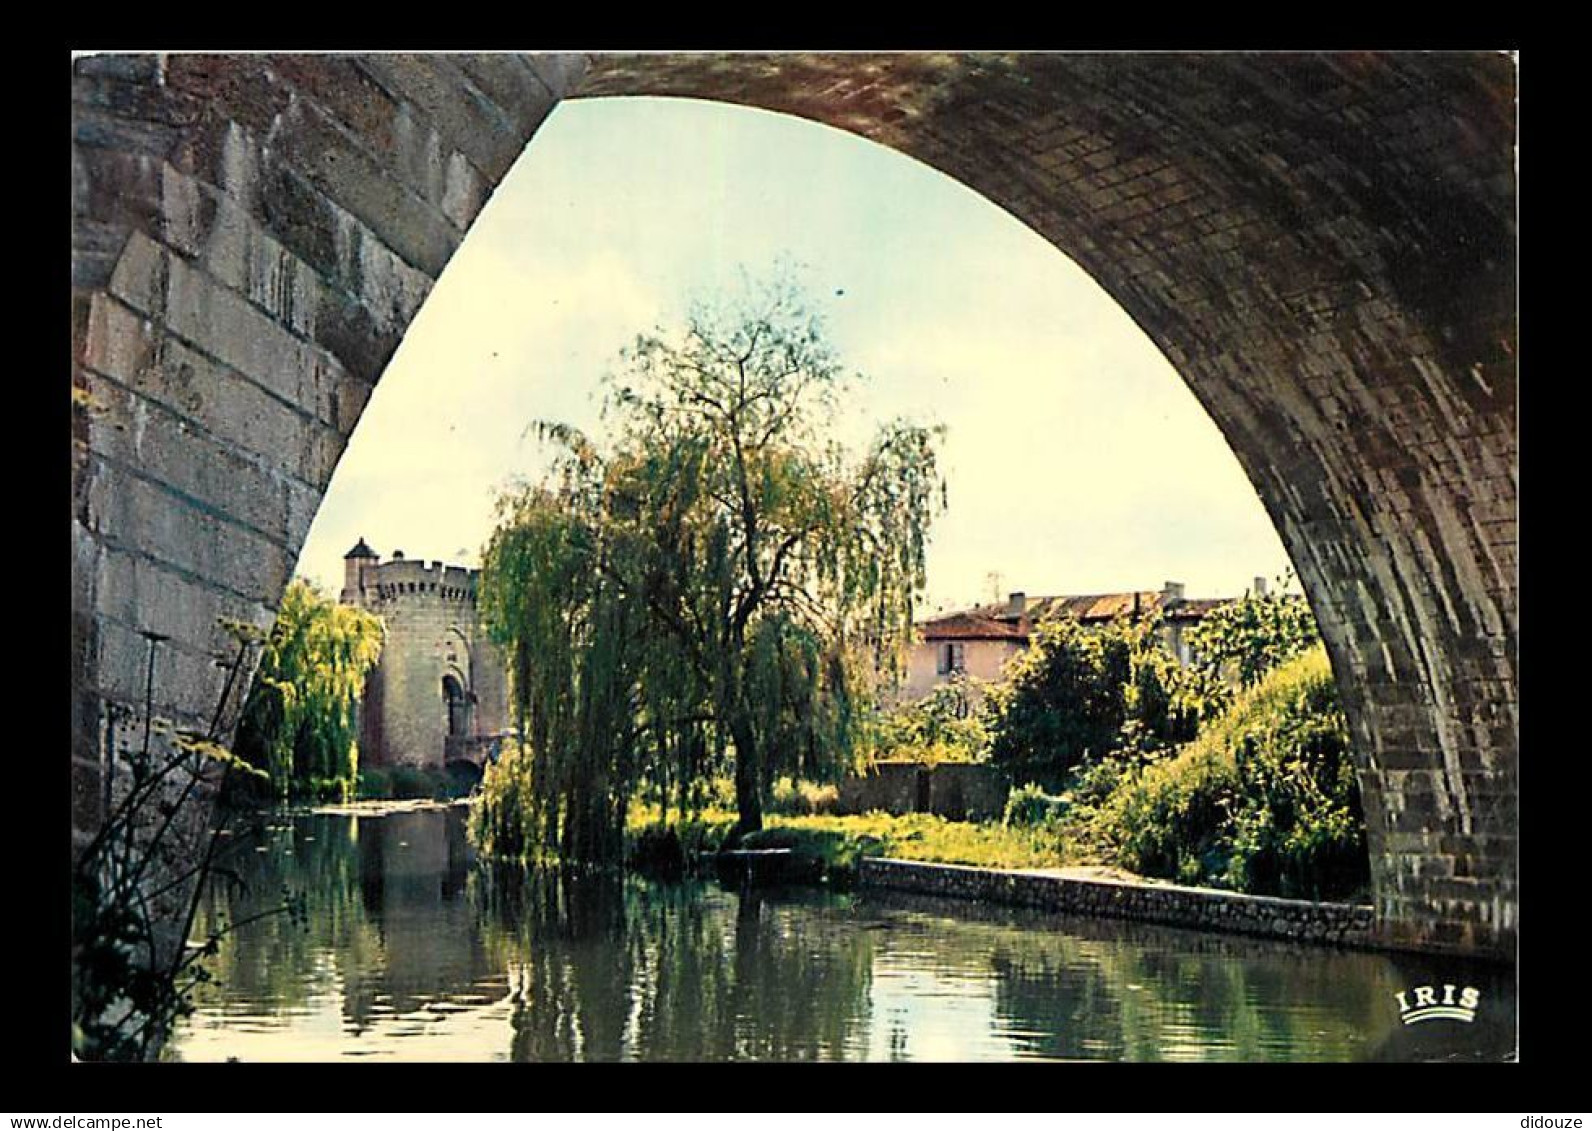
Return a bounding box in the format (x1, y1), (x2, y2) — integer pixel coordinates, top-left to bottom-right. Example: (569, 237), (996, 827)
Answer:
(937, 641), (966, 676)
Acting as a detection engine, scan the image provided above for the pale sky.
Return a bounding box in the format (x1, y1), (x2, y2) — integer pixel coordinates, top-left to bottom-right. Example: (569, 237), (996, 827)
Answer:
(296, 95), (1295, 613)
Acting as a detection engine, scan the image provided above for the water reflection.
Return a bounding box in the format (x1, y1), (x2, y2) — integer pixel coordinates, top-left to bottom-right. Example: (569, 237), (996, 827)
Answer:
(169, 808), (1515, 1062)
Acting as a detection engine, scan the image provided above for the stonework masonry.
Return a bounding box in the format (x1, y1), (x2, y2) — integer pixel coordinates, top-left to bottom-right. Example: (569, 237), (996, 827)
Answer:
(860, 858), (1378, 950)
(71, 53), (1516, 957)
(341, 543), (509, 771)
(836, 761), (1009, 821)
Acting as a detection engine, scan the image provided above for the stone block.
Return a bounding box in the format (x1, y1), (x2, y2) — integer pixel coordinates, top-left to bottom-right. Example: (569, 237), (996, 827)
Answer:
(82, 294), (345, 490)
(261, 93), (464, 276)
(72, 755), (105, 841)
(452, 54), (560, 129)
(83, 460), (294, 606)
(74, 52), (160, 82)
(93, 613), (227, 730)
(108, 232), (348, 428)
(352, 55), (529, 183)
(85, 379), (300, 546)
(92, 544), (276, 662)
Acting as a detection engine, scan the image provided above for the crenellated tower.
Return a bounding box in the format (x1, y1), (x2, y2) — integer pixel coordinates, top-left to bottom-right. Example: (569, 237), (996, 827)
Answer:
(340, 538), (510, 774)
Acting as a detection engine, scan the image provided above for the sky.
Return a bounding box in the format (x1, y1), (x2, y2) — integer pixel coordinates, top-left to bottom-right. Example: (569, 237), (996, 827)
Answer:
(295, 95), (1295, 613)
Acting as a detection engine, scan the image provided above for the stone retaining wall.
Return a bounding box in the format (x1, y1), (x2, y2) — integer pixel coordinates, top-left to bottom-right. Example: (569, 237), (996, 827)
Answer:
(859, 858), (1377, 949)
(835, 761), (1008, 820)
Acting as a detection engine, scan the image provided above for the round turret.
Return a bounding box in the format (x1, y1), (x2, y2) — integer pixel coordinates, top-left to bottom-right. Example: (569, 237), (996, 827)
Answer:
(341, 536), (381, 603)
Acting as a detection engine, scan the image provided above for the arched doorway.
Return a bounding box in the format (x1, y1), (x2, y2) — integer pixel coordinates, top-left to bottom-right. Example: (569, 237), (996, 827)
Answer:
(442, 672), (471, 741)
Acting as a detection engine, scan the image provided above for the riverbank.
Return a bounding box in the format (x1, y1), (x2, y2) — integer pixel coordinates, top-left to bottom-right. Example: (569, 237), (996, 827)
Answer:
(176, 804), (1508, 1061)
(859, 857), (1375, 949)
(624, 806), (1387, 952)
(626, 806), (1102, 882)
(301, 797), (472, 817)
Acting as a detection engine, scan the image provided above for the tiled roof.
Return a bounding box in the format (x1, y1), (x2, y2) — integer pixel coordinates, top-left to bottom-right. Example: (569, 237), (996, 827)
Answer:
(920, 613), (1029, 641)
(920, 590), (1231, 640)
(974, 592), (1162, 623)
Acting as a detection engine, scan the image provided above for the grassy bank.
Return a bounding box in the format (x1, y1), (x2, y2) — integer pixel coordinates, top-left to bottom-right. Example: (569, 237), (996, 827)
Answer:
(481, 649), (1366, 902)
(625, 804), (1101, 885)
(1076, 647), (1369, 901)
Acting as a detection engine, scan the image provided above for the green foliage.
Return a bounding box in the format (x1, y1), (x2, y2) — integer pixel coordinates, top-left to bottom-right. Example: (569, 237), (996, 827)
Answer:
(477, 274), (945, 860)
(388, 765), (436, 800)
(472, 740), (539, 861)
(232, 579), (384, 801)
(623, 804), (1095, 883)
(1188, 577), (1322, 688)
(355, 764), (464, 801)
(768, 776), (840, 816)
(872, 675), (990, 764)
(984, 614), (1225, 787)
(1003, 782), (1068, 828)
(74, 619), (303, 1060)
(354, 766), (394, 800)
(1086, 646), (1368, 900)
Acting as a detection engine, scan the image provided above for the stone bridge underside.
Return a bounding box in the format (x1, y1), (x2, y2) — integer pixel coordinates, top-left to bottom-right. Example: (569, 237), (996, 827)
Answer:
(71, 53), (1517, 956)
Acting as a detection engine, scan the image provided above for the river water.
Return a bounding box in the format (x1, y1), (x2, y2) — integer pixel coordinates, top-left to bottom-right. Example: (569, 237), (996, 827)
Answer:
(167, 806), (1515, 1062)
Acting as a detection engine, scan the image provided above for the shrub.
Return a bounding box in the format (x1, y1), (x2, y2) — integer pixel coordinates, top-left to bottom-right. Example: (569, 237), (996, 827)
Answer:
(388, 765), (435, 799)
(985, 614), (1224, 787)
(1188, 578), (1321, 689)
(443, 762), (483, 799)
(769, 777), (841, 816)
(356, 766), (393, 800)
(1003, 782), (1067, 828)
(1089, 646), (1368, 900)
(873, 676), (990, 765)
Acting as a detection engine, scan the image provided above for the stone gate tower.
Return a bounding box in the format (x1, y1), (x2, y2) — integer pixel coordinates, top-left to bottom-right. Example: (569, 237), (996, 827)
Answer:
(340, 538), (510, 773)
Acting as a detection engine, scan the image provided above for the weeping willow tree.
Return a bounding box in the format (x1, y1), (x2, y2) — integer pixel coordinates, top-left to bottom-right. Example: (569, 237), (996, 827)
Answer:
(479, 278), (945, 859)
(233, 578), (385, 800)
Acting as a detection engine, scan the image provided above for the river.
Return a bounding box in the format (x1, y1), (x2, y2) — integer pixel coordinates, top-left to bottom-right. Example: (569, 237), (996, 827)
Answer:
(166, 806), (1515, 1062)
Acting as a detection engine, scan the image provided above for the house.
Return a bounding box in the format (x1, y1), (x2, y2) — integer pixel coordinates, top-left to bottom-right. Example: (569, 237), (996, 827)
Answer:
(901, 579), (1249, 703)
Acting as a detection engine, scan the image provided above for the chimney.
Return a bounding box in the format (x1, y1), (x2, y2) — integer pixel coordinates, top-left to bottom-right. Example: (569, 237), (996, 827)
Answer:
(1007, 592), (1027, 619)
(1253, 576), (1268, 597)
(1162, 580), (1185, 602)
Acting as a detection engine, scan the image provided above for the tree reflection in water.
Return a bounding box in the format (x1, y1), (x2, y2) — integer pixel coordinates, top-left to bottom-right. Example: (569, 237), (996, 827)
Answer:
(176, 809), (1514, 1062)
(476, 868), (874, 1061)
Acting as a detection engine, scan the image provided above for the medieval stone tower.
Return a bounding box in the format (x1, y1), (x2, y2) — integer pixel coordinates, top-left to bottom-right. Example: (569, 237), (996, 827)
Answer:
(339, 538), (510, 774)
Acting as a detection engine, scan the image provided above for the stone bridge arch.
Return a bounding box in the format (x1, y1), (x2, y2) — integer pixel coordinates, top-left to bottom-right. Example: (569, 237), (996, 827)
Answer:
(70, 52), (1517, 956)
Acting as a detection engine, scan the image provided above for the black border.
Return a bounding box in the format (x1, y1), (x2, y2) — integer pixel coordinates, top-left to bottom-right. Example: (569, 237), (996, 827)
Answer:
(39, 29), (1551, 1108)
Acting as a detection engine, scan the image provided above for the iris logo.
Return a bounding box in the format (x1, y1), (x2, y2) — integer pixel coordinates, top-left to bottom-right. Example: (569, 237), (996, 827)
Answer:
(1394, 983), (1480, 1024)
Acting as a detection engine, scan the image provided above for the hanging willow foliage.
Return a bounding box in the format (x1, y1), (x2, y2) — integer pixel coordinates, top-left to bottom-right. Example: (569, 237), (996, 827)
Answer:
(478, 278), (945, 861)
(234, 579), (385, 799)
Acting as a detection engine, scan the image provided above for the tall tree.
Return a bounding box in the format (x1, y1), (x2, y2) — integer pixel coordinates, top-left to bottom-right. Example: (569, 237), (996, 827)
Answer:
(234, 579), (385, 799)
(480, 278), (944, 856)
